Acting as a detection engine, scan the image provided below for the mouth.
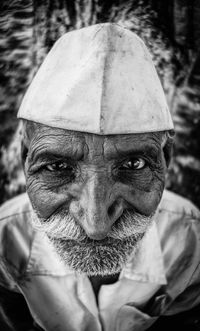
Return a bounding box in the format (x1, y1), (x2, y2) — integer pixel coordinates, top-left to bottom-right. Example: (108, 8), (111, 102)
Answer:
(50, 234), (139, 247)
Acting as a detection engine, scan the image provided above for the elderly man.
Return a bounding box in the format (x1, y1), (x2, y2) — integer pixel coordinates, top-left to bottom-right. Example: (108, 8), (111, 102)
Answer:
(0, 23), (200, 331)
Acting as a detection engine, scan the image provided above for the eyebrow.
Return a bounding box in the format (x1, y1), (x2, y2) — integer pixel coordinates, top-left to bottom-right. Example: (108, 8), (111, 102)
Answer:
(29, 148), (84, 163)
(106, 142), (160, 160)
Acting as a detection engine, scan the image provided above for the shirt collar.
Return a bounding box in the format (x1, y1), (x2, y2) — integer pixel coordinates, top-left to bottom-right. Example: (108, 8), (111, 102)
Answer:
(120, 219), (167, 285)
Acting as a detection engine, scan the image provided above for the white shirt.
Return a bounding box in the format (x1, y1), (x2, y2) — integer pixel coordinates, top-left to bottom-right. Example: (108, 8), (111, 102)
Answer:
(0, 190), (200, 331)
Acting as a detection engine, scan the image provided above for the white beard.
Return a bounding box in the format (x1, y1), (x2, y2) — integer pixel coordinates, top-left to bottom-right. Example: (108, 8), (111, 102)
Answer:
(31, 209), (154, 276)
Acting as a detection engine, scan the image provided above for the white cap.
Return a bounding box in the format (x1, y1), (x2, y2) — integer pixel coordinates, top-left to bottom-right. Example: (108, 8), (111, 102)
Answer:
(17, 23), (174, 134)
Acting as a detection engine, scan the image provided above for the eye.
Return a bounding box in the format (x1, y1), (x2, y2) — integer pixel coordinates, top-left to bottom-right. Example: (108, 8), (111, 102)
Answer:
(45, 162), (74, 172)
(120, 158), (146, 170)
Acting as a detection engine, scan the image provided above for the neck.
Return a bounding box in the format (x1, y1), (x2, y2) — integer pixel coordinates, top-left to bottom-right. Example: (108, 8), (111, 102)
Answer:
(89, 273), (120, 304)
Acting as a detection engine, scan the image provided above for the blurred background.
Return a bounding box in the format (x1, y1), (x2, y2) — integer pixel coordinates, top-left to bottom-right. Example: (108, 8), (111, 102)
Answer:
(0, 0), (200, 207)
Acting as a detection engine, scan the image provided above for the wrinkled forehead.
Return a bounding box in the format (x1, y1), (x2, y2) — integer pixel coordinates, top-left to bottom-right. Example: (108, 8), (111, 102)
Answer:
(26, 123), (163, 161)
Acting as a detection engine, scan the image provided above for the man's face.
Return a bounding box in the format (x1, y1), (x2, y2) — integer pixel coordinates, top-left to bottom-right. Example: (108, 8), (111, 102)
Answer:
(24, 124), (167, 276)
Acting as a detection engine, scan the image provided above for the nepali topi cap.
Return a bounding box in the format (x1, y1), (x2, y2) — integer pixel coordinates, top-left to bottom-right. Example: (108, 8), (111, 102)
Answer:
(17, 23), (174, 134)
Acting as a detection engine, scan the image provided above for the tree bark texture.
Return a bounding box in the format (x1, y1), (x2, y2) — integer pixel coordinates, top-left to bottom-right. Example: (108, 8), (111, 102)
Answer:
(0, 0), (200, 208)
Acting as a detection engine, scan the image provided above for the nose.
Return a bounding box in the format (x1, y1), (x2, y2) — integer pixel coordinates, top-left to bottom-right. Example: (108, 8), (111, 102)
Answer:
(69, 173), (124, 240)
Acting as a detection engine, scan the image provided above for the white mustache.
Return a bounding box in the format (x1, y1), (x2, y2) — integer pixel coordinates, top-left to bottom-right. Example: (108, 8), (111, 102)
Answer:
(31, 209), (154, 242)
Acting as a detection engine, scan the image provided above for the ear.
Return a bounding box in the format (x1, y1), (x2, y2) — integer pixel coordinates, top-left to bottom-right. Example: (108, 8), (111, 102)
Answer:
(162, 136), (174, 168)
(21, 141), (28, 170)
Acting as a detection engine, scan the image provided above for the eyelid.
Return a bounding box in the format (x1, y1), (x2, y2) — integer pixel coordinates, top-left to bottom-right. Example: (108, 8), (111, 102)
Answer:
(29, 158), (75, 173)
(45, 162), (74, 172)
(118, 155), (146, 164)
(116, 156), (148, 171)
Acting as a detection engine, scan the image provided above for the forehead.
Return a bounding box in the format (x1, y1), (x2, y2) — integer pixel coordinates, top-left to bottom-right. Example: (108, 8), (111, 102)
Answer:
(28, 124), (162, 160)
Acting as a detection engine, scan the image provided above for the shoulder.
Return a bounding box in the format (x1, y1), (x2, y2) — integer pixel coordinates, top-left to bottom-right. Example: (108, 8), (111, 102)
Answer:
(0, 193), (32, 221)
(156, 189), (200, 251)
(156, 189), (200, 241)
(156, 190), (200, 302)
(0, 192), (33, 247)
(0, 193), (32, 291)
(158, 189), (200, 220)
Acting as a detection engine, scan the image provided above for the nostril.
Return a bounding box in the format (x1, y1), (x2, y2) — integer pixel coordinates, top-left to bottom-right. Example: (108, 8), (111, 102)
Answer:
(78, 208), (84, 219)
(108, 204), (115, 218)
(108, 200), (123, 221)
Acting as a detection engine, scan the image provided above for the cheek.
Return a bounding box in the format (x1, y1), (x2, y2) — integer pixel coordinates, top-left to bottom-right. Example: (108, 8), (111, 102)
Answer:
(132, 189), (164, 215)
(26, 175), (74, 219)
(118, 171), (165, 216)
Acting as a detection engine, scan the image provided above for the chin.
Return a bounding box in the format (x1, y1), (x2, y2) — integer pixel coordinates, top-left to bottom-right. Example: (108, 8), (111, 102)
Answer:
(49, 233), (144, 276)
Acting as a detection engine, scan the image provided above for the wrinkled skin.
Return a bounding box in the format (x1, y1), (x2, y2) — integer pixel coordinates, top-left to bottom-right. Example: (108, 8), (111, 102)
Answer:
(22, 122), (168, 296)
